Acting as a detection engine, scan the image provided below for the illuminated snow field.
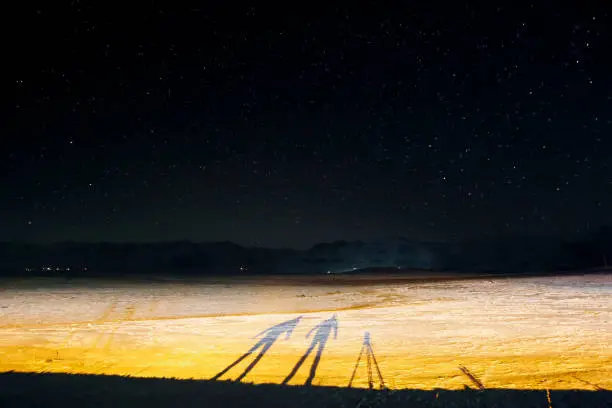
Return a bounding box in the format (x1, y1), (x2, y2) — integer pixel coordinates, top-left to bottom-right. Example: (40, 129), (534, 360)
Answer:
(0, 273), (610, 390)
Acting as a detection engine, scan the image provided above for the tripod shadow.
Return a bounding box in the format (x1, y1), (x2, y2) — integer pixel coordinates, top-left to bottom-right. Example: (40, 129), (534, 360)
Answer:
(211, 316), (303, 382)
(348, 331), (386, 389)
(282, 314), (338, 386)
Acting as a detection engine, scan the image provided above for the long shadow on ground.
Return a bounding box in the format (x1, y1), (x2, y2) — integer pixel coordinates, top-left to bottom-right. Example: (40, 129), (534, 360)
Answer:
(0, 372), (610, 408)
(212, 316), (303, 381)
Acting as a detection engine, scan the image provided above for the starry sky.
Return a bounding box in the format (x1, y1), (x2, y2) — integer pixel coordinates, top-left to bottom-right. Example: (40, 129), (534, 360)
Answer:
(6, 2), (612, 248)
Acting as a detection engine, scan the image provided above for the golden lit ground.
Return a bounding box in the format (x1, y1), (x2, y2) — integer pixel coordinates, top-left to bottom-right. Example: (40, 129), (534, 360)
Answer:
(0, 274), (610, 391)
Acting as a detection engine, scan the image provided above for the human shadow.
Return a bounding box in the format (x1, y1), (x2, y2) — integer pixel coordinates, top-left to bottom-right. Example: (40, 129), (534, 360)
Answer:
(282, 314), (338, 386)
(211, 316), (302, 382)
(348, 331), (386, 390)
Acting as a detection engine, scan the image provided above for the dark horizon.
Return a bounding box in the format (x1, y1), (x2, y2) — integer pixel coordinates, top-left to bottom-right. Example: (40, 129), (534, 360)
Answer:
(2, 228), (611, 277)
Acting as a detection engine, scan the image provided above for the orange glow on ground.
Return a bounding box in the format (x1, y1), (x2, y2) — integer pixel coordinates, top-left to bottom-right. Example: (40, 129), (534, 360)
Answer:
(0, 275), (610, 390)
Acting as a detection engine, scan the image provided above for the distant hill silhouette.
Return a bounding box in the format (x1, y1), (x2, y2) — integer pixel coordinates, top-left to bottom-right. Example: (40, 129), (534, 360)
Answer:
(0, 227), (611, 277)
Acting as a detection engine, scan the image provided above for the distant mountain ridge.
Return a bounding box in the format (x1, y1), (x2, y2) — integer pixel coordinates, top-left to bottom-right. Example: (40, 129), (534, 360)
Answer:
(1, 228), (611, 277)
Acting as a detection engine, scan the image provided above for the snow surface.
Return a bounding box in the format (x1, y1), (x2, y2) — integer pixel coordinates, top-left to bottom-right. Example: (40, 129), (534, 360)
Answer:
(0, 273), (610, 390)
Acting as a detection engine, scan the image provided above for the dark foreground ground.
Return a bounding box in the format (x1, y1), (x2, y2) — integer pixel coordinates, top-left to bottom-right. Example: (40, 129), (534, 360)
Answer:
(0, 372), (610, 408)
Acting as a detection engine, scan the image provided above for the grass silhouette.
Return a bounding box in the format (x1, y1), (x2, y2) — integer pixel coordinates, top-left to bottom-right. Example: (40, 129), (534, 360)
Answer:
(0, 372), (610, 407)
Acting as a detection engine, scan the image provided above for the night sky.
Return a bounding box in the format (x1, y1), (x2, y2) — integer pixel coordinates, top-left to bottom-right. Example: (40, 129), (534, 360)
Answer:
(7, 3), (612, 248)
